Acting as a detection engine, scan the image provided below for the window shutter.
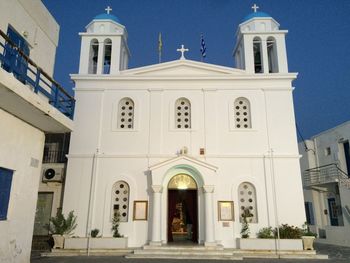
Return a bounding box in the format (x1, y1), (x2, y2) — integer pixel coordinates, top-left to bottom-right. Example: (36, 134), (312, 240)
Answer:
(0, 168), (13, 220)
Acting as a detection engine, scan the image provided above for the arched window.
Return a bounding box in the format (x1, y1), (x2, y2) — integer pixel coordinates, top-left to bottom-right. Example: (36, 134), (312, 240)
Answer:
(112, 181), (129, 222)
(118, 98), (134, 129)
(253, 37), (263, 73)
(103, 39), (112, 74)
(238, 182), (258, 223)
(234, 97), (251, 129)
(88, 39), (99, 74)
(267, 37), (278, 73)
(175, 98), (191, 129)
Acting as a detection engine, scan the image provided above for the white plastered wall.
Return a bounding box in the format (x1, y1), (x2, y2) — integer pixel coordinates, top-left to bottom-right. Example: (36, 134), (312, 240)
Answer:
(0, 109), (44, 263)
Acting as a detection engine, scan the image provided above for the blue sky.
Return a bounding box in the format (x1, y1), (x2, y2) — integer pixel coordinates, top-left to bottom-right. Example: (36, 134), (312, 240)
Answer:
(42, 0), (350, 139)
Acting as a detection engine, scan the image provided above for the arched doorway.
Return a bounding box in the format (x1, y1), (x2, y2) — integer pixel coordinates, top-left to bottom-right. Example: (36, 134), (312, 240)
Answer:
(167, 174), (198, 243)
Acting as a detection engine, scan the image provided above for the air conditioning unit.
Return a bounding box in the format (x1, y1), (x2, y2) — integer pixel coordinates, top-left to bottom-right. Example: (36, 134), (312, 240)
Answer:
(42, 163), (65, 182)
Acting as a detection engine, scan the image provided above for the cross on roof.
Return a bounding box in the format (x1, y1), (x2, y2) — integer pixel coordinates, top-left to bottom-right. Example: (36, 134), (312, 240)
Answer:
(105, 6), (112, 14)
(251, 4), (259, 13)
(176, 44), (189, 60)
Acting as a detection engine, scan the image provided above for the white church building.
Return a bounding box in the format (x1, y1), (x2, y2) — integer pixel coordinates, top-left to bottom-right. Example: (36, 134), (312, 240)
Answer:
(62, 6), (306, 248)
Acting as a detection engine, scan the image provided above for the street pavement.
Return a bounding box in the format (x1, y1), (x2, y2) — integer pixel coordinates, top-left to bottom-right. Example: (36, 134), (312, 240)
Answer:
(31, 242), (350, 263)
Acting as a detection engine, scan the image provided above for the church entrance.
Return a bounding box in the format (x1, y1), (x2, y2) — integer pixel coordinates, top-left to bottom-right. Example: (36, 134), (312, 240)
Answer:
(167, 174), (198, 243)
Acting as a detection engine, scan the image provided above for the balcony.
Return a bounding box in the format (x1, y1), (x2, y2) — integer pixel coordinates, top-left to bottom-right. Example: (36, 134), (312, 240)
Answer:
(0, 29), (74, 132)
(303, 163), (350, 189)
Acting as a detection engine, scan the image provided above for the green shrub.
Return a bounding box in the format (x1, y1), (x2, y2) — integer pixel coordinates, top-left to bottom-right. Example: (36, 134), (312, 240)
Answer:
(46, 209), (77, 236)
(90, 228), (99, 238)
(111, 212), (123, 238)
(275, 224), (302, 239)
(257, 227), (274, 239)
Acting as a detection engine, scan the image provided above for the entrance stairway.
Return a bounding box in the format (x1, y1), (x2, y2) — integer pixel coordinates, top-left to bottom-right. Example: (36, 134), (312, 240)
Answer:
(127, 245), (328, 260)
(126, 245), (243, 260)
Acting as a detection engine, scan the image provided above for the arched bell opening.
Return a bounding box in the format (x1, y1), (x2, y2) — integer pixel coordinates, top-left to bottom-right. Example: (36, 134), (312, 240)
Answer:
(88, 39), (99, 74)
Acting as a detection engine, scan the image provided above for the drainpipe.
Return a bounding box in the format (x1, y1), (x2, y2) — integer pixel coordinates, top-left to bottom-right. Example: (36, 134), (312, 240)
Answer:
(86, 149), (98, 256)
(270, 148), (281, 258)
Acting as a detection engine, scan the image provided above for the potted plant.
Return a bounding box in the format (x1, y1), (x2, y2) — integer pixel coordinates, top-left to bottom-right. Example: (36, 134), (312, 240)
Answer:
(46, 209), (77, 249)
(240, 208), (252, 238)
(301, 223), (317, 250)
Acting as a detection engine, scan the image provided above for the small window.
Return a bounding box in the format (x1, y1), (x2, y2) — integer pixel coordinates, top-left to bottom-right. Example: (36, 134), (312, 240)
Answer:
(175, 98), (191, 129)
(325, 147), (331, 156)
(238, 182), (258, 223)
(0, 168), (14, 220)
(117, 98), (134, 129)
(112, 181), (129, 222)
(234, 97), (251, 129)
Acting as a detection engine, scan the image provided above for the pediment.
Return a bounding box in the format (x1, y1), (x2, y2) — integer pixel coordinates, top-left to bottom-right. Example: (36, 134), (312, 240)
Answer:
(121, 59), (246, 77)
(149, 155), (218, 172)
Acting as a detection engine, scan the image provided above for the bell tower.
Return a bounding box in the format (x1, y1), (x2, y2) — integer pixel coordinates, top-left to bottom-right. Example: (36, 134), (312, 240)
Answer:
(78, 6), (130, 75)
(233, 4), (288, 74)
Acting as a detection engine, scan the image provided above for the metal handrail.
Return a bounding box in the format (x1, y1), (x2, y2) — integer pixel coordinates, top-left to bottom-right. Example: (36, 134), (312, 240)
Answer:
(303, 163), (350, 188)
(0, 29), (75, 119)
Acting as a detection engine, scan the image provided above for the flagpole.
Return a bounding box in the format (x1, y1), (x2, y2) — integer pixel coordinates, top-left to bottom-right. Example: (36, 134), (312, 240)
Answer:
(158, 32), (162, 63)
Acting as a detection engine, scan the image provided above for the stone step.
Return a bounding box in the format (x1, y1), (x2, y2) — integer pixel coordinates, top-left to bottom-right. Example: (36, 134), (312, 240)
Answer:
(126, 254), (243, 260)
(143, 245), (224, 251)
(232, 249), (317, 255)
(41, 249), (132, 257)
(134, 249), (233, 256)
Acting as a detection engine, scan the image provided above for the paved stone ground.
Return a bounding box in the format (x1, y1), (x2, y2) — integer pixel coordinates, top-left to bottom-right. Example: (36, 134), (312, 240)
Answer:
(31, 242), (350, 263)
(314, 243), (350, 260)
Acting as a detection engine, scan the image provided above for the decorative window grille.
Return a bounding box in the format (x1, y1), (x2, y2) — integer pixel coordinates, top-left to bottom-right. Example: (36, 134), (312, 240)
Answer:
(118, 98), (134, 129)
(112, 181), (129, 222)
(238, 182), (258, 223)
(175, 98), (191, 129)
(234, 98), (251, 129)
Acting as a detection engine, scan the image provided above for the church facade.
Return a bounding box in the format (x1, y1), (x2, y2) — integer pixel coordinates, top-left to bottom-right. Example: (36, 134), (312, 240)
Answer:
(62, 8), (306, 248)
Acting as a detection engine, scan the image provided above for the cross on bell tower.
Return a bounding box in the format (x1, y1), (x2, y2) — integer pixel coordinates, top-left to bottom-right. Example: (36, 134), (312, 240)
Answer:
(251, 4), (259, 13)
(105, 6), (112, 14)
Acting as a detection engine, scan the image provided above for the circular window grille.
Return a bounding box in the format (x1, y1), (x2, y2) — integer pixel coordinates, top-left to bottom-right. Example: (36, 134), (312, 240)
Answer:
(238, 182), (257, 223)
(175, 98), (191, 129)
(112, 181), (129, 222)
(234, 98), (251, 129)
(118, 98), (134, 129)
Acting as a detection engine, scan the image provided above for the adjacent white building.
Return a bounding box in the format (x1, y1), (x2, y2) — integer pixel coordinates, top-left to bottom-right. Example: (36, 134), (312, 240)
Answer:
(299, 121), (350, 247)
(62, 7), (305, 248)
(0, 1), (74, 262)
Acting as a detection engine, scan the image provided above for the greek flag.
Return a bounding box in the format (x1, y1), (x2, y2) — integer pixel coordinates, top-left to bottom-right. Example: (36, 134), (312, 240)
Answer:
(200, 34), (206, 58)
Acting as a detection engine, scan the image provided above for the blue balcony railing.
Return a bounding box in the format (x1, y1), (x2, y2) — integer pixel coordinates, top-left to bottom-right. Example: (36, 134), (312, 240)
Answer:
(0, 29), (75, 119)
